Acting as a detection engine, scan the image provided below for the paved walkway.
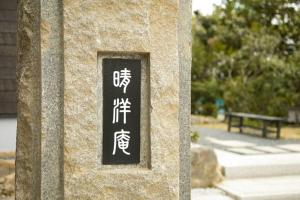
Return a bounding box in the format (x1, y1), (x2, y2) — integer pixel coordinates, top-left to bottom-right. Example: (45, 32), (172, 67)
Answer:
(0, 118), (16, 152)
(193, 126), (300, 155)
(218, 175), (300, 200)
(192, 188), (233, 200)
(192, 126), (300, 199)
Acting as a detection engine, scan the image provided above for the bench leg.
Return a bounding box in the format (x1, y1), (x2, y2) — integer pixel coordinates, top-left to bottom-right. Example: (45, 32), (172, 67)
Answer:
(276, 121), (281, 139)
(262, 121), (267, 138)
(228, 116), (232, 132)
(239, 117), (243, 133)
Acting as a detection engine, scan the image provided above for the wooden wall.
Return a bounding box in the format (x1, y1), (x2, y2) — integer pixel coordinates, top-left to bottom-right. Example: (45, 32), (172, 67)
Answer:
(0, 0), (17, 116)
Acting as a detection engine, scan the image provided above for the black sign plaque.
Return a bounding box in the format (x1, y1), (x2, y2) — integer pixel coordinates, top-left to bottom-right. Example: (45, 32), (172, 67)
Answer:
(102, 58), (141, 165)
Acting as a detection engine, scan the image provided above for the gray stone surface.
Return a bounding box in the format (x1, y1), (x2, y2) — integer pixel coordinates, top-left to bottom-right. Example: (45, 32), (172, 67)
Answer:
(178, 0), (192, 199)
(40, 0), (64, 199)
(16, 0), (41, 199)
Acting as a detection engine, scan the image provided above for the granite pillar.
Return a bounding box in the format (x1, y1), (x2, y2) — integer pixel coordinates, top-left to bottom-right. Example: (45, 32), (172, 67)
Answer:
(16, 0), (191, 199)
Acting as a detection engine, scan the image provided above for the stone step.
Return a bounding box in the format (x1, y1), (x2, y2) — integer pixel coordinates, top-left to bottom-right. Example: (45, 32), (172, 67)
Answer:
(218, 175), (300, 200)
(215, 149), (300, 179)
(224, 162), (300, 179)
(191, 188), (233, 200)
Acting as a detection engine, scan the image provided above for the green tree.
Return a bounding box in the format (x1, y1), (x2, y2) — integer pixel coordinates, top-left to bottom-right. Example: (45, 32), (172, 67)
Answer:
(192, 0), (300, 116)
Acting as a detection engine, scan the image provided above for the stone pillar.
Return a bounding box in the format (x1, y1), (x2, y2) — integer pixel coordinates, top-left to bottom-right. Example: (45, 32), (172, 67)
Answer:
(16, 0), (191, 199)
(179, 1), (192, 199)
(16, 0), (64, 199)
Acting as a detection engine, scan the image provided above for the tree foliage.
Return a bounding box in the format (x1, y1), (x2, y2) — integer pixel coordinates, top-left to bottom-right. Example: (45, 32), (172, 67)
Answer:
(192, 0), (300, 116)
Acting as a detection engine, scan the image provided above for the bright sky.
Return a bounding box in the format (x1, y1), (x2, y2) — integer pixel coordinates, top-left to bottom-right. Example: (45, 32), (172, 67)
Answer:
(192, 0), (223, 15)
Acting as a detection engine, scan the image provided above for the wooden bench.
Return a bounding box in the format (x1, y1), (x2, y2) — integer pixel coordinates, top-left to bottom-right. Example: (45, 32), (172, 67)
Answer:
(226, 112), (285, 139)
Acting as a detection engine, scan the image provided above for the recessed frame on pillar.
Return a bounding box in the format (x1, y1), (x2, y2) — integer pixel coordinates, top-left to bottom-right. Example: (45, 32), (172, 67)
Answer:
(97, 52), (151, 169)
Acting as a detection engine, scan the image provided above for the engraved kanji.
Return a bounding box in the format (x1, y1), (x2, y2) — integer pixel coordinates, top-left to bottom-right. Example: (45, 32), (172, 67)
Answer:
(112, 129), (130, 155)
(113, 68), (131, 93)
(112, 98), (131, 124)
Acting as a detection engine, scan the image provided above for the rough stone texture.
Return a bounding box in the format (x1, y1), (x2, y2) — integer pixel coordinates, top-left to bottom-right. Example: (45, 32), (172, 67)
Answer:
(16, 0), (191, 199)
(0, 173), (15, 197)
(40, 0), (64, 199)
(16, 0), (64, 199)
(178, 0), (192, 199)
(63, 0), (187, 199)
(15, 0), (41, 199)
(191, 144), (224, 188)
(0, 156), (15, 198)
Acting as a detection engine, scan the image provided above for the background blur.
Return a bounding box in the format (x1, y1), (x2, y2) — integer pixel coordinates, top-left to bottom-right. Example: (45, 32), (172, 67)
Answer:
(192, 0), (300, 120)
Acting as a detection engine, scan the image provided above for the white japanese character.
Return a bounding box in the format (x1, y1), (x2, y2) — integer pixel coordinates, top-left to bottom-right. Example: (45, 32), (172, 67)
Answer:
(113, 68), (131, 93)
(112, 129), (130, 155)
(112, 98), (131, 124)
